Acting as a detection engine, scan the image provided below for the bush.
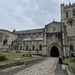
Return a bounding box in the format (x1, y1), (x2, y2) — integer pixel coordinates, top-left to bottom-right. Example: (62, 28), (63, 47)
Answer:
(72, 66), (75, 73)
(0, 55), (8, 61)
(70, 58), (75, 62)
(22, 54), (32, 57)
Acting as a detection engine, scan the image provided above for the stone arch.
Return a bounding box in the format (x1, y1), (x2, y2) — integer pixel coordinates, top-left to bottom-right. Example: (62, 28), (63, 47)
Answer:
(39, 44), (42, 51)
(70, 44), (74, 51)
(47, 43), (61, 57)
(51, 46), (59, 57)
(32, 44), (35, 50)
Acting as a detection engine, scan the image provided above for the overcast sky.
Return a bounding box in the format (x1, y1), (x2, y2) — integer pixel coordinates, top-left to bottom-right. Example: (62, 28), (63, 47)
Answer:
(0, 0), (75, 31)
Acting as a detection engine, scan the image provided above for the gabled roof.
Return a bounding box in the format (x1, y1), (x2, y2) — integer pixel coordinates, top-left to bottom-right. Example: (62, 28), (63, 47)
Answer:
(0, 29), (16, 35)
(45, 21), (64, 27)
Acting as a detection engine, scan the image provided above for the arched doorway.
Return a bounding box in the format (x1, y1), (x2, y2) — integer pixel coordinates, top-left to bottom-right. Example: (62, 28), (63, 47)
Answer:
(51, 46), (59, 57)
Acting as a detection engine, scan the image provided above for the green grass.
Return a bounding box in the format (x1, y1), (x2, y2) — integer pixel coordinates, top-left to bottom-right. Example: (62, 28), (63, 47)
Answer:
(64, 57), (75, 75)
(0, 52), (43, 65)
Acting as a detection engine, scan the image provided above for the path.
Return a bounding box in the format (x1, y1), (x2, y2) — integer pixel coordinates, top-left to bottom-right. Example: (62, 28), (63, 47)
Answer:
(55, 63), (67, 75)
(14, 57), (57, 75)
(0, 58), (45, 75)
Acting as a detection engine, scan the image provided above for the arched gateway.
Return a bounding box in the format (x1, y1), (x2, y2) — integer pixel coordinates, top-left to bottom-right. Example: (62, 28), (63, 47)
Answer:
(47, 43), (61, 57)
(51, 46), (59, 57)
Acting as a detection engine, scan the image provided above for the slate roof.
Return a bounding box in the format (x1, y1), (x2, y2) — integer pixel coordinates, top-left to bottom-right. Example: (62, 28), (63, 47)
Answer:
(14, 28), (44, 34)
(22, 37), (43, 41)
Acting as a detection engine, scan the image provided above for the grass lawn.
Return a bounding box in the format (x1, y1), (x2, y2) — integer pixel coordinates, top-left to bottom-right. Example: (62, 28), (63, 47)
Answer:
(0, 52), (43, 65)
(64, 57), (75, 75)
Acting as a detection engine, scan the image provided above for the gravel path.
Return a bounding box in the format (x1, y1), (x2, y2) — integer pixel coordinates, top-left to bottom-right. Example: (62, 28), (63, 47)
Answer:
(14, 57), (58, 75)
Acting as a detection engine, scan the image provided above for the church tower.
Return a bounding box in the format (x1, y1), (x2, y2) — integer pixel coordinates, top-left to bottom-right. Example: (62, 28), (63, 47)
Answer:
(61, 3), (75, 56)
(61, 3), (75, 26)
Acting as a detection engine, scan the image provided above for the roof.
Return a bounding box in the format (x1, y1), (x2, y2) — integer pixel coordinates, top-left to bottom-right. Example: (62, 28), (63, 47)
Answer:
(14, 28), (44, 34)
(45, 21), (64, 27)
(21, 37), (43, 41)
(0, 29), (16, 35)
(0, 29), (11, 33)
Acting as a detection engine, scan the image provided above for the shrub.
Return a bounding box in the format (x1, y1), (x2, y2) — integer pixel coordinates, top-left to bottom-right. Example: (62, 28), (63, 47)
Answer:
(72, 66), (75, 73)
(70, 58), (75, 62)
(0, 55), (8, 61)
(22, 54), (32, 57)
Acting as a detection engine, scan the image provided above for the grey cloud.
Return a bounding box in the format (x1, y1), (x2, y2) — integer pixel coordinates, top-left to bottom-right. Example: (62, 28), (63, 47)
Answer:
(0, 0), (75, 31)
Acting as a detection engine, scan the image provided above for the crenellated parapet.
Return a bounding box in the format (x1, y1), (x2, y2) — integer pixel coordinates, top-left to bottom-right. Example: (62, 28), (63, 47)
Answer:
(61, 3), (75, 8)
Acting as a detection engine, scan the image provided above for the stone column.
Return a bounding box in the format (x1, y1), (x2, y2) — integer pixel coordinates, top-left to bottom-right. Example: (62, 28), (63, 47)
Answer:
(62, 25), (66, 57)
(42, 29), (47, 56)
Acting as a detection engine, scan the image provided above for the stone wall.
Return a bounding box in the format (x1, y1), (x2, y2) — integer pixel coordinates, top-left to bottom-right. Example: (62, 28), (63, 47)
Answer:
(0, 30), (17, 50)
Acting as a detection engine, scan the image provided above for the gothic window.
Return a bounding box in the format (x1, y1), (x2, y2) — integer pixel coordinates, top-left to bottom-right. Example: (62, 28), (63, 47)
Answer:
(16, 43), (19, 50)
(66, 11), (68, 18)
(20, 45), (22, 50)
(53, 27), (56, 31)
(39, 44), (42, 50)
(11, 42), (13, 46)
(32, 45), (35, 50)
(26, 45), (28, 50)
(0, 33), (3, 42)
(15, 46), (17, 50)
(9, 45), (11, 49)
(3, 39), (7, 45)
(70, 44), (74, 51)
(72, 9), (75, 17)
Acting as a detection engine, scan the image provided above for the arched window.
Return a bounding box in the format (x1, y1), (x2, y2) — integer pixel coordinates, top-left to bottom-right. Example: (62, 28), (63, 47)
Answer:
(11, 42), (13, 46)
(20, 44), (22, 50)
(39, 44), (42, 51)
(32, 45), (35, 50)
(70, 44), (74, 51)
(3, 39), (7, 45)
(72, 9), (75, 16)
(26, 45), (28, 50)
(66, 11), (68, 18)
(0, 33), (3, 42)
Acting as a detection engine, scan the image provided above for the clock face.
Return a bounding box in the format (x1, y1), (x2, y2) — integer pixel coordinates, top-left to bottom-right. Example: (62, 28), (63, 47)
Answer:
(67, 18), (74, 26)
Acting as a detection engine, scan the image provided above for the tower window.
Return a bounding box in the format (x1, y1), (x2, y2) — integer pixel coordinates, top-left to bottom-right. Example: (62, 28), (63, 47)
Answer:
(66, 11), (68, 18)
(72, 9), (75, 16)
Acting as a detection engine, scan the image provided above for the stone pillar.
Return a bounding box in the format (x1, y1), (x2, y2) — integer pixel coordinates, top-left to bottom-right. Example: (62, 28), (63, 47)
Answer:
(61, 4), (65, 22)
(42, 29), (47, 56)
(62, 25), (66, 57)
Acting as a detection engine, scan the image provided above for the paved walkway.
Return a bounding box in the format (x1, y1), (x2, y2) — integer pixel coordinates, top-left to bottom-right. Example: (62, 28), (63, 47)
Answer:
(55, 63), (67, 75)
(0, 58), (45, 75)
(14, 57), (58, 75)
(1, 57), (68, 75)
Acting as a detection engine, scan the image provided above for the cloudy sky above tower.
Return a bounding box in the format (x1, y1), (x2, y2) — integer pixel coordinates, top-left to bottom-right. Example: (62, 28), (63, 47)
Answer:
(0, 0), (75, 31)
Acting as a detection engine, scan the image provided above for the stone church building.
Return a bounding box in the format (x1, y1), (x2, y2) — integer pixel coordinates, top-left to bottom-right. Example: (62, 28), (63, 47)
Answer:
(0, 3), (75, 57)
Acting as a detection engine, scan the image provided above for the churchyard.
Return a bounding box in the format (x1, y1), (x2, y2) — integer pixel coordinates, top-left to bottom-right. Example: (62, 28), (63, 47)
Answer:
(0, 52), (43, 65)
